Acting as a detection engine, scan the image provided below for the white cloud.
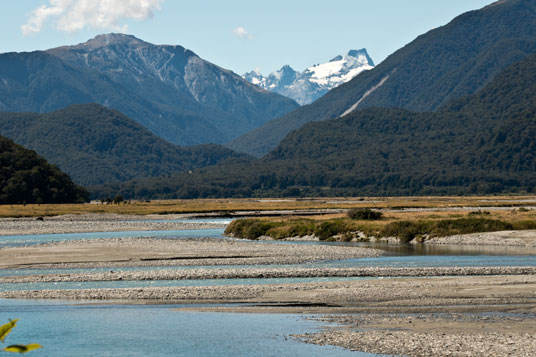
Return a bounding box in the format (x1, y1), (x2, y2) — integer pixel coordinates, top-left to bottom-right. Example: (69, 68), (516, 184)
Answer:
(232, 26), (253, 40)
(21, 0), (162, 35)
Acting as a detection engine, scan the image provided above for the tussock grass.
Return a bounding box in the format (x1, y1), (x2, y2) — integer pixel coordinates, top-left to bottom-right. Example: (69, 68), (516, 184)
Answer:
(0, 195), (535, 218)
(226, 210), (536, 242)
(380, 218), (514, 243)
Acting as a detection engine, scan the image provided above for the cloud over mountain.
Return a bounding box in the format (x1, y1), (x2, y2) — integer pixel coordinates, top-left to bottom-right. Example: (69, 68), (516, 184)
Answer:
(21, 0), (162, 35)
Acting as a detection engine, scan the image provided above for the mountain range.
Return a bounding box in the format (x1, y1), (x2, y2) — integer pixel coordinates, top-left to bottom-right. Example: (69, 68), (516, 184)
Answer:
(0, 34), (298, 146)
(228, 0), (536, 157)
(0, 104), (250, 186)
(92, 49), (536, 199)
(2, 0), (535, 201)
(243, 49), (374, 105)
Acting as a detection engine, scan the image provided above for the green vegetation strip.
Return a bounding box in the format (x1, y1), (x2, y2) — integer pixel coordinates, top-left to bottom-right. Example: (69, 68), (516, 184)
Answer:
(225, 216), (536, 242)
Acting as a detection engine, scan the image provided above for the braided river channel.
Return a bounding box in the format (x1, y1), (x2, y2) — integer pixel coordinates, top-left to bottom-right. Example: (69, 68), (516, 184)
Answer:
(1, 217), (535, 356)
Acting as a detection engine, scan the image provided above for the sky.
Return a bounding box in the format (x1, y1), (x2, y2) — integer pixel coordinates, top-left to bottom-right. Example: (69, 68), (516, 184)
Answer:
(1, 0), (495, 76)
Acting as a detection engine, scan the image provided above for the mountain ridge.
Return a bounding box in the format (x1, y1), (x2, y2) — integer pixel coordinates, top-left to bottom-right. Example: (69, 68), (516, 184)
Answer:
(0, 34), (299, 146)
(228, 0), (536, 157)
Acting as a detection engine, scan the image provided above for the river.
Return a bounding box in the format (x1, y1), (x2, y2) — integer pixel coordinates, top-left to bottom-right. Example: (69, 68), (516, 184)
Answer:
(1, 218), (535, 356)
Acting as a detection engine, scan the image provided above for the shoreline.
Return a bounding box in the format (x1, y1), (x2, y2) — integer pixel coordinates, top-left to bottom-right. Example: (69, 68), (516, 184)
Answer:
(3, 212), (536, 249)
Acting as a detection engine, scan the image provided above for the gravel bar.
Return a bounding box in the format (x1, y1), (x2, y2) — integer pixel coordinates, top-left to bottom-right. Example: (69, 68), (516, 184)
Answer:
(1, 266), (536, 283)
(296, 313), (536, 357)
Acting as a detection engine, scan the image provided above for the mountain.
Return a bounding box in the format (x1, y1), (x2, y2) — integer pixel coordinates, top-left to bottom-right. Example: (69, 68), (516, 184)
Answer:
(0, 34), (299, 146)
(0, 104), (251, 186)
(0, 135), (89, 204)
(243, 49), (374, 105)
(228, 0), (536, 157)
(91, 51), (536, 199)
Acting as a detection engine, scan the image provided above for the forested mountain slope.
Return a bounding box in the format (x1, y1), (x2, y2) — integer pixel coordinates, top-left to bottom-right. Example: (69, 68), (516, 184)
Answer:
(0, 135), (89, 204)
(0, 104), (251, 186)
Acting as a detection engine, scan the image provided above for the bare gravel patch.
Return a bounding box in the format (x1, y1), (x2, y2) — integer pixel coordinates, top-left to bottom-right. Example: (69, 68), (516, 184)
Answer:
(297, 313), (536, 356)
(0, 213), (225, 236)
(0, 237), (383, 269)
(2, 266), (535, 283)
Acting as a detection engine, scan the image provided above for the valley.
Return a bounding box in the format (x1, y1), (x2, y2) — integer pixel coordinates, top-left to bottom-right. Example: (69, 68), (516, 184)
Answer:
(1, 0), (536, 355)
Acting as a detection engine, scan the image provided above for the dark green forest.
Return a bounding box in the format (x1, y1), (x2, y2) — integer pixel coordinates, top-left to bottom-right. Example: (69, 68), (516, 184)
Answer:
(0, 104), (251, 186)
(0, 135), (89, 204)
(91, 53), (536, 199)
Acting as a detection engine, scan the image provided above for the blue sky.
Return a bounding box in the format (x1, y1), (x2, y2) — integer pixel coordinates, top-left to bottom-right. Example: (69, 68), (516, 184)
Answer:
(2, 0), (494, 75)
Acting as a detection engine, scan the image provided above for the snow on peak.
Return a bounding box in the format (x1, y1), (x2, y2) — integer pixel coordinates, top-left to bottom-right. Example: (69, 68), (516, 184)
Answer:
(243, 49), (374, 105)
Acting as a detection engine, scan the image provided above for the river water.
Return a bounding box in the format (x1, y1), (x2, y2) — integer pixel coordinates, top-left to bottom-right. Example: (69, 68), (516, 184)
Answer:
(1, 218), (535, 356)
(0, 299), (371, 357)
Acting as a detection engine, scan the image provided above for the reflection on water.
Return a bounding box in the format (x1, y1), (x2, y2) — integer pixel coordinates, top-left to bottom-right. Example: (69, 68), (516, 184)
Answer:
(0, 299), (374, 357)
(321, 240), (536, 256)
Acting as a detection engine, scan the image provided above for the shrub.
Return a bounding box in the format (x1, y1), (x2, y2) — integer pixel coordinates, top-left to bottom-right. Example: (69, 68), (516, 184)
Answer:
(224, 219), (278, 240)
(314, 220), (348, 240)
(380, 221), (424, 243)
(347, 208), (383, 220)
(380, 217), (514, 243)
(468, 210), (491, 216)
(431, 218), (512, 236)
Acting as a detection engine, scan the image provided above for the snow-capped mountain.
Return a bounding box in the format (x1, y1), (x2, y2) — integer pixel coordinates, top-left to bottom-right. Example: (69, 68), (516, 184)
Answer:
(243, 49), (374, 105)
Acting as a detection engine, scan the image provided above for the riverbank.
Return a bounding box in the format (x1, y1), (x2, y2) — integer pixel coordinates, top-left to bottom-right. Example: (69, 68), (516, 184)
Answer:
(225, 210), (536, 246)
(2, 196), (535, 218)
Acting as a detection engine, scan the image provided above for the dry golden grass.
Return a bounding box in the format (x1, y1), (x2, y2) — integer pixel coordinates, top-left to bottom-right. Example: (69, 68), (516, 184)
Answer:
(0, 196), (535, 218)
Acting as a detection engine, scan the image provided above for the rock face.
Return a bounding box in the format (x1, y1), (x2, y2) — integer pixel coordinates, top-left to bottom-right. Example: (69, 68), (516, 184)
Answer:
(243, 49), (374, 105)
(0, 34), (299, 146)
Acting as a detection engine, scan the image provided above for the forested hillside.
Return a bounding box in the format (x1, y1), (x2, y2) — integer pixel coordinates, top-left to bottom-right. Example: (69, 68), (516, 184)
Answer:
(0, 136), (89, 204)
(0, 104), (251, 186)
